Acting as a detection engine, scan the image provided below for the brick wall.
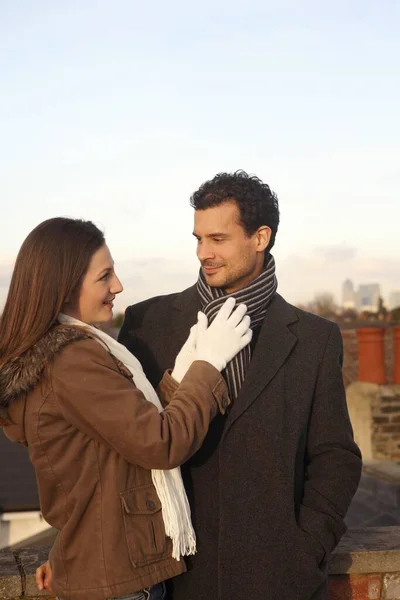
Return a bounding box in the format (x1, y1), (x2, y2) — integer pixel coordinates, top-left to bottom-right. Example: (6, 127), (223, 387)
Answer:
(372, 386), (400, 462)
(329, 573), (400, 599)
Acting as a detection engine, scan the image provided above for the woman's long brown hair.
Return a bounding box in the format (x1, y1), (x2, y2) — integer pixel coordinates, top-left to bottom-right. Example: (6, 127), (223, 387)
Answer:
(0, 217), (105, 422)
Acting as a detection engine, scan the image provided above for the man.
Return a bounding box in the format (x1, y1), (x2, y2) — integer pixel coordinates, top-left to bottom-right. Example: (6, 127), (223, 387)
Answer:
(118, 171), (362, 600)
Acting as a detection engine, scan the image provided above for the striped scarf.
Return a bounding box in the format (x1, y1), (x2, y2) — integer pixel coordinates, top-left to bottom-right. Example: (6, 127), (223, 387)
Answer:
(196, 254), (278, 399)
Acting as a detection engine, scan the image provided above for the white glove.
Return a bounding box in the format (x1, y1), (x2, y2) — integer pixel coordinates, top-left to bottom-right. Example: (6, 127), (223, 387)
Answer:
(171, 325), (197, 383)
(195, 297), (252, 372)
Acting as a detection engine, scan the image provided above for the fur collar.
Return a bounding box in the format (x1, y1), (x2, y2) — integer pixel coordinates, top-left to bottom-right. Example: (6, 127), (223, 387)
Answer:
(0, 326), (90, 406)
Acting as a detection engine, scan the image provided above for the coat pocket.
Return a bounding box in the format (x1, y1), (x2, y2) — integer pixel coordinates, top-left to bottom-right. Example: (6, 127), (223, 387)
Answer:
(120, 484), (167, 567)
(296, 526), (326, 570)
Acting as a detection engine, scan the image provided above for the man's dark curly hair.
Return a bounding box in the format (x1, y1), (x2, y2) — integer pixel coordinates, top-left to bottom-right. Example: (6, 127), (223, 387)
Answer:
(190, 170), (280, 251)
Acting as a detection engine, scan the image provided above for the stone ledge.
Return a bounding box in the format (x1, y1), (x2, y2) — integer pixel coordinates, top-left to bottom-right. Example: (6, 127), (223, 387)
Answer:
(362, 460), (400, 484)
(3, 530), (400, 598)
(0, 547), (52, 599)
(330, 527), (400, 574)
(0, 549), (21, 600)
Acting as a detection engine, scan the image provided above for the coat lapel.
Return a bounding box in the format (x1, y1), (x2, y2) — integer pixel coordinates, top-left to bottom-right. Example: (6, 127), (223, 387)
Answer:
(171, 288), (299, 437)
(223, 294), (299, 438)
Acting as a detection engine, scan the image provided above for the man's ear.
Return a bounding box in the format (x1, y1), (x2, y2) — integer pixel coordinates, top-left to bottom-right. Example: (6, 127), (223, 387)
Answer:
(255, 226), (272, 252)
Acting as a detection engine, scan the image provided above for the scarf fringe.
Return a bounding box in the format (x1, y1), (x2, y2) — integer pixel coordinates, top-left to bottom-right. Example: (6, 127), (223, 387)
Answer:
(151, 469), (197, 560)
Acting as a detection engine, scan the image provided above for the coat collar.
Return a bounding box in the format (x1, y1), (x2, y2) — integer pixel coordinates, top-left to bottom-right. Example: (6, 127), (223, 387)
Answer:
(169, 284), (201, 342)
(0, 326), (90, 404)
(171, 284), (200, 314)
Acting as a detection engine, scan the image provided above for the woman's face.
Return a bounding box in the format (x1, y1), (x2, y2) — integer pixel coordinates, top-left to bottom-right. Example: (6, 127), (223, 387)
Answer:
(65, 244), (123, 324)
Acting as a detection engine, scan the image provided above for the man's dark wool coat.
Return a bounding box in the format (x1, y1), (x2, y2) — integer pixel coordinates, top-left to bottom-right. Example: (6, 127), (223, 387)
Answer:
(118, 286), (362, 600)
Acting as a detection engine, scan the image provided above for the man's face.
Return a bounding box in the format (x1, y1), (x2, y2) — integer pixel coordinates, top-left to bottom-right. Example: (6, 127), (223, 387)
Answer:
(193, 201), (270, 293)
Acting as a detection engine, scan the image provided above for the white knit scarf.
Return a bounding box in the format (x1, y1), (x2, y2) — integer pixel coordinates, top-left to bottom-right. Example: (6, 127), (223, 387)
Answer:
(58, 313), (196, 560)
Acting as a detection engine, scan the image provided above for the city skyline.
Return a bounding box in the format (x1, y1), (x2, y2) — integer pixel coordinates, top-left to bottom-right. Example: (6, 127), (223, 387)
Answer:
(341, 280), (381, 313)
(341, 279), (400, 312)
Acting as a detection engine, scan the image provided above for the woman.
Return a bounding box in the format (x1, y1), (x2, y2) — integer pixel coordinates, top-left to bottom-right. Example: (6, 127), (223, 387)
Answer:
(0, 217), (252, 600)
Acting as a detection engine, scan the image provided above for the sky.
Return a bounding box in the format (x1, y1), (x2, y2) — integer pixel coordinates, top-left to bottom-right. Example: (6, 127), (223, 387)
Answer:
(1, 0), (399, 313)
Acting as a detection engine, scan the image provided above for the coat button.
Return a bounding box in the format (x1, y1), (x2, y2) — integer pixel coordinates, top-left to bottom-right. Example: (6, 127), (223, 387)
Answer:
(221, 397), (228, 409)
(147, 500), (156, 510)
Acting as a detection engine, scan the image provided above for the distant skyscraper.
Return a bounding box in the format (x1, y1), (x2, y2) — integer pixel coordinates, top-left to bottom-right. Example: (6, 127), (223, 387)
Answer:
(342, 279), (355, 310)
(356, 284), (381, 313)
(389, 291), (400, 311)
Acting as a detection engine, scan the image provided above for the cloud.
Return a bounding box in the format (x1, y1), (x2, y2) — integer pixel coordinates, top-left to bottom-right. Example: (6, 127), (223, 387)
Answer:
(377, 169), (400, 186)
(313, 245), (357, 262)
